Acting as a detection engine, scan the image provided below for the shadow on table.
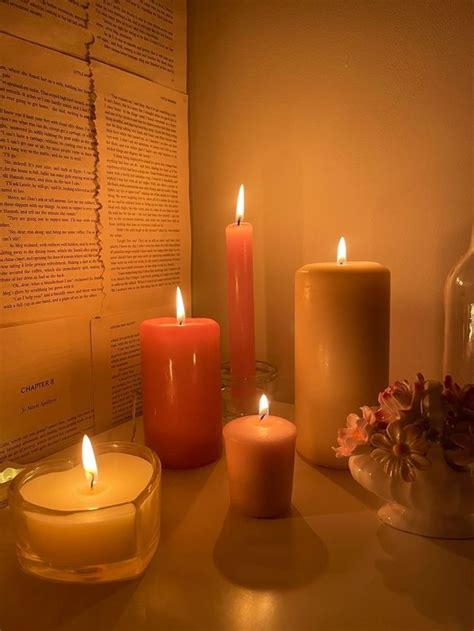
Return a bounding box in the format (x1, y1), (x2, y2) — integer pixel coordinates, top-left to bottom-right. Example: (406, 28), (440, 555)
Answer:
(293, 454), (381, 518)
(213, 506), (328, 590)
(160, 458), (221, 543)
(305, 459), (381, 510)
(375, 523), (474, 630)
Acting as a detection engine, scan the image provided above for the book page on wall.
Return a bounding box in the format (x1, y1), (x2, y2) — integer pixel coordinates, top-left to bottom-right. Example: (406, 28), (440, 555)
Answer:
(0, 318), (94, 463)
(93, 60), (190, 315)
(0, 0), (91, 59)
(89, 0), (186, 92)
(0, 34), (103, 325)
(0, 0), (186, 90)
(91, 307), (167, 434)
(0, 3), (189, 464)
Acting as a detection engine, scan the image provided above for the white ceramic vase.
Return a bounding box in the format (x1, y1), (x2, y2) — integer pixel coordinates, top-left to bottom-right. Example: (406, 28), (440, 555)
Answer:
(349, 444), (474, 539)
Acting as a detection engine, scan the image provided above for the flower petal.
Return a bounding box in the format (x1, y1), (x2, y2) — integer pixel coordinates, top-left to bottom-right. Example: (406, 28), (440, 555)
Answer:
(400, 423), (422, 444)
(371, 432), (392, 449)
(400, 459), (416, 482)
(346, 413), (360, 429)
(371, 448), (391, 467)
(387, 420), (402, 443)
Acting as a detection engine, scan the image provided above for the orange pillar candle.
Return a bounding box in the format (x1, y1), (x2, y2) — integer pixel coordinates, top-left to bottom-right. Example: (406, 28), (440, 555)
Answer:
(140, 288), (222, 469)
(226, 185), (256, 382)
(295, 237), (390, 468)
(223, 395), (296, 518)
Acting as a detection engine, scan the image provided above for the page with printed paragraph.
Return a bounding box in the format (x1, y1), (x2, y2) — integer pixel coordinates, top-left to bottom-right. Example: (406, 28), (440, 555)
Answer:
(0, 34), (103, 325)
(0, 0), (186, 90)
(89, 0), (186, 91)
(0, 0), (91, 59)
(0, 318), (94, 464)
(92, 60), (191, 316)
(91, 306), (174, 434)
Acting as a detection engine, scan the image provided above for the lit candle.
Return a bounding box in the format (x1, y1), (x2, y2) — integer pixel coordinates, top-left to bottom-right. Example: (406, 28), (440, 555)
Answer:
(223, 394), (296, 518)
(226, 185), (256, 383)
(295, 237), (390, 468)
(140, 287), (222, 469)
(10, 438), (160, 580)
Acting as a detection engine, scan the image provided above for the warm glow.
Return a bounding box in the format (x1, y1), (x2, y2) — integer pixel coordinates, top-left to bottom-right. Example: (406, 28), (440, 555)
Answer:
(235, 184), (245, 224)
(337, 236), (347, 265)
(82, 434), (98, 489)
(259, 394), (270, 419)
(176, 286), (185, 325)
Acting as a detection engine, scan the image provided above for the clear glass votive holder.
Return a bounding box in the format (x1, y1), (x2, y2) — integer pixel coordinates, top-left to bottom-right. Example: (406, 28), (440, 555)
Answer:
(8, 442), (161, 584)
(221, 360), (278, 421)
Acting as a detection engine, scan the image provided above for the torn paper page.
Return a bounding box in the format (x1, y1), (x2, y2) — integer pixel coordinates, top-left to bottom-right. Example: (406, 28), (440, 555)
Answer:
(0, 34), (103, 325)
(0, 0), (91, 60)
(92, 59), (191, 316)
(0, 317), (94, 464)
(89, 0), (186, 91)
(1, 0), (186, 91)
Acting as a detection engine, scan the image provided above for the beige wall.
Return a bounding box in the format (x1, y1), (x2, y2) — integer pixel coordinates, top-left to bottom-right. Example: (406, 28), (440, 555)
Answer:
(188, 0), (473, 402)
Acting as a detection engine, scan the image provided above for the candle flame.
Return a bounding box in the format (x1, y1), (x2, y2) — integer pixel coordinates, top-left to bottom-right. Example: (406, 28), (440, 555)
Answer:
(259, 394), (269, 419)
(236, 184), (245, 225)
(337, 236), (347, 265)
(176, 286), (185, 325)
(82, 434), (98, 489)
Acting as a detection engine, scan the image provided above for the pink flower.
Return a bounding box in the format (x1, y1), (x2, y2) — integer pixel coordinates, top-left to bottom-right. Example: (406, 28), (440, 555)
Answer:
(334, 406), (377, 458)
(379, 374), (425, 422)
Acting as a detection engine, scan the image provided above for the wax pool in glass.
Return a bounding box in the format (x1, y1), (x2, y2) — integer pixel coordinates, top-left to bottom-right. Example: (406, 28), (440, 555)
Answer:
(8, 442), (161, 583)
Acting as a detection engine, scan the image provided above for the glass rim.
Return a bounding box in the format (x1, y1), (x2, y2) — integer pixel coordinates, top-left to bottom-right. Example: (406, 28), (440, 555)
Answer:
(221, 360), (277, 386)
(8, 441), (161, 516)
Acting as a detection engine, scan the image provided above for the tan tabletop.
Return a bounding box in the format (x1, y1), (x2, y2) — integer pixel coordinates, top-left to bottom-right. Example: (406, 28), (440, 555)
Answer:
(0, 403), (472, 631)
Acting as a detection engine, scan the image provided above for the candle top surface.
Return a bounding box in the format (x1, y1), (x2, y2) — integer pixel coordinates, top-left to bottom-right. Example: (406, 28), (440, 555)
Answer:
(140, 317), (218, 329)
(226, 220), (252, 228)
(298, 261), (388, 274)
(20, 452), (153, 512)
(224, 414), (296, 443)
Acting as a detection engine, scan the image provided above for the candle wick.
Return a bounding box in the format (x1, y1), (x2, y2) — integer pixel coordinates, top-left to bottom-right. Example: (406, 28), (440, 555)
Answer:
(237, 217), (241, 227)
(90, 474), (95, 490)
(260, 413), (267, 420)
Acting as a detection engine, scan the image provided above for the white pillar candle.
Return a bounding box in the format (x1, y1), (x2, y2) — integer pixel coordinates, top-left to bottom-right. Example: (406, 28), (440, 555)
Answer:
(295, 238), (390, 468)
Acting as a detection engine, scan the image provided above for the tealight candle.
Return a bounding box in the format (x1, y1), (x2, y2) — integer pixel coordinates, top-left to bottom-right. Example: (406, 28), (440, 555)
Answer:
(9, 438), (161, 583)
(223, 395), (296, 518)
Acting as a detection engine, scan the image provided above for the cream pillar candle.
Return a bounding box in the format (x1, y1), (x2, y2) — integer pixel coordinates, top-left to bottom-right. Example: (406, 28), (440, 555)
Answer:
(295, 238), (390, 468)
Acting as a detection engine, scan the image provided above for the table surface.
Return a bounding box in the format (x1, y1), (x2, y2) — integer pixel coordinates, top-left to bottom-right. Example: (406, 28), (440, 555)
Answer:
(0, 403), (472, 631)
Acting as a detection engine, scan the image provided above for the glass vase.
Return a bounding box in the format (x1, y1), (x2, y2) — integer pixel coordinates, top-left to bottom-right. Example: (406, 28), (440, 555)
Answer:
(443, 227), (474, 383)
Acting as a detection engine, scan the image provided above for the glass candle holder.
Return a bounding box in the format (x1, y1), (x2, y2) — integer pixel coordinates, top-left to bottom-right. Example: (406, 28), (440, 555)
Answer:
(221, 360), (278, 421)
(0, 464), (24, 508)
(8, 442), (161, 583)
